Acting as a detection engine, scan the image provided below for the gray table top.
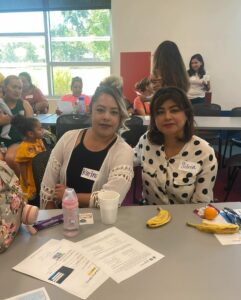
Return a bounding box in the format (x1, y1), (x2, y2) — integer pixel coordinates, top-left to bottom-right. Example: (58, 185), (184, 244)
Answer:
(37, 114), (241, 131)
(1, 203), (241, 300)
(142, 115), (241, 130)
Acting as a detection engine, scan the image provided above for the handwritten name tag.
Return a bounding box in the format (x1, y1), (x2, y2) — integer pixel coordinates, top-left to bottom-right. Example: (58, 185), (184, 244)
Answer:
(81, 167), (99, 181)
(178, 160), (200, 172)
(25, 95), (34, 99)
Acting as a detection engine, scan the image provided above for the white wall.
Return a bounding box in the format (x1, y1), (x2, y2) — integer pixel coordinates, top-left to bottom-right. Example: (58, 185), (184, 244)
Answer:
(111, 0), (241, 109)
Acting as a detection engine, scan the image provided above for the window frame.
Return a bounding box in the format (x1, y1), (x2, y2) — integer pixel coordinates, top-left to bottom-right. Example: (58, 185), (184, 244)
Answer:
(0, 8), (111, 96)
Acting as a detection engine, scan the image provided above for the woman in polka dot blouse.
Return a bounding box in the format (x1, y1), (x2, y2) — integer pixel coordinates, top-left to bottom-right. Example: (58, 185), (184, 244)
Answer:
(134, 87), (217, 205)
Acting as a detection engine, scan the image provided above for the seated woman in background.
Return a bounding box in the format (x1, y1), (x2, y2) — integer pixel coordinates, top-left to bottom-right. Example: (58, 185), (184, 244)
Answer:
(133, 77), (153, 116)
(19, 72), (49, 114)
(41, 81), (134, 209)
(0, 75), (33, 175)
(151, 40), (189, 93)
(134, 87), (217, 205)
(187, 54), (211, 105)
(59, 76), (91, 114)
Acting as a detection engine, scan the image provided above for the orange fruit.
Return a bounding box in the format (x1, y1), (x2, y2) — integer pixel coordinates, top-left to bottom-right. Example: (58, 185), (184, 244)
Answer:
(203, 207), (218, 220)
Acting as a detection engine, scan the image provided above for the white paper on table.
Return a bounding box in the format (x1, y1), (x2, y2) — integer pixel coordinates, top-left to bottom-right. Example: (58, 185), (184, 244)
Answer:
(4, 287), (50, 300)
(76, 227), (164, 283)
(213, 209), (241, 246)
(13, 239), (108, 299)
(57, 100), (74, 113)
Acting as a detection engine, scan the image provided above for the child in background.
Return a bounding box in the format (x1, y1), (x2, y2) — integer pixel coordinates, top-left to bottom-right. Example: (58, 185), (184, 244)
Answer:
(12, 115), (45, 202)
(133, 77), (153, 116)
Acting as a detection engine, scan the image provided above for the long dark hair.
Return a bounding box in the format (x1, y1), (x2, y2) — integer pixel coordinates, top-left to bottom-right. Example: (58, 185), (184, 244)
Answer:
(152, 41), (190, 93)
(148, 87), (194, 145)
(187, 54), (206, 79)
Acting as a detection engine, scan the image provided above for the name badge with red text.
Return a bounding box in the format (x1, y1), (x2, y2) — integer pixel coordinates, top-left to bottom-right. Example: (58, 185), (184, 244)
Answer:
(81, 168), (99, 181)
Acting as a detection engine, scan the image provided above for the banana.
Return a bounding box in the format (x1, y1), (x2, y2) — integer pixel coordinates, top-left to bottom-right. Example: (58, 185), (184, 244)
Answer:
(186, 222), (239, 234)
(146, 208), (171, 228)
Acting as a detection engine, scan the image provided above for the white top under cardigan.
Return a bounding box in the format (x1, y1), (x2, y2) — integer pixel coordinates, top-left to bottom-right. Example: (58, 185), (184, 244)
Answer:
(134, 134), (217, 205)
(40, 129), (134, 208)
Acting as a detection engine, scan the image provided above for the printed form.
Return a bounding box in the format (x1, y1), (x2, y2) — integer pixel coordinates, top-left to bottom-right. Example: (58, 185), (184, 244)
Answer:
(13, 239), (108, 299)
(77, 227), (164, 283)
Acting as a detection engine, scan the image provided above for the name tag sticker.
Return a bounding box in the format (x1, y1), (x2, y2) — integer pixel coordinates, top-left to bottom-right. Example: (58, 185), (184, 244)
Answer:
(178, 160), (200, 172)
(81, 167), (99, 181)
(25, 95), (34, 99)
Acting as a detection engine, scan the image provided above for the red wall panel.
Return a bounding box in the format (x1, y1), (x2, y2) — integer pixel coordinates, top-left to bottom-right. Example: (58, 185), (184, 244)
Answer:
(120, 52), (151, 104)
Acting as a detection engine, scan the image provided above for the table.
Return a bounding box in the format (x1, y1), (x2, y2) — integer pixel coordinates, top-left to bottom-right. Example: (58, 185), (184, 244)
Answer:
(37, 115), (241, 131)
(142, 116), (241, 131)
(36, 114), (58, 126)
(1, 203), (241, 300)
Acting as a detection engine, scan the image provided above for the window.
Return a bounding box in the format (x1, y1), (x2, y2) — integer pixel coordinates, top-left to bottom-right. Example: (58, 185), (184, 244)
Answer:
(0, 9), (111, 96)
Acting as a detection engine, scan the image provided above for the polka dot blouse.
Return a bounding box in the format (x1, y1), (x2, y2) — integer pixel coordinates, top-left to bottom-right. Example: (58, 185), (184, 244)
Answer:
(134, 133), (218, 205)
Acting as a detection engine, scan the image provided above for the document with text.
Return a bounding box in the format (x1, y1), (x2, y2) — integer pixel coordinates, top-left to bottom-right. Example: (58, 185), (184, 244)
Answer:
(77, 227), (164, 283)
(13, 239), (108, 299)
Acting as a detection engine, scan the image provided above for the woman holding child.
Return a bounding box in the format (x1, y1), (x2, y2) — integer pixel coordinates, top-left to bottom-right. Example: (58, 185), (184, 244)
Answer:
(0, 75), (33, 174)
(41, 81), (134, 209)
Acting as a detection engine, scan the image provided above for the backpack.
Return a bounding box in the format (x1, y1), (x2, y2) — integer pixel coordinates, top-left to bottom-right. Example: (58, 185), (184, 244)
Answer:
(0, 161), (24, 253)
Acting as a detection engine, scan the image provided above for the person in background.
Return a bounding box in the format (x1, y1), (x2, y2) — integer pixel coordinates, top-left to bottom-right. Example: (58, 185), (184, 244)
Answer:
(151, 40), (189, 93)
(0, 75), (33, 175)
(134, 87), (217, 205)
(0, 73), (5, 98)
(133, 77), (153, 116)
(100, 75), (134, 115)
(58, 76), (91, 114)
(187, 54), (211, 105)
(41, 82), (134, 209)
(13, 115), (45, 202)
(19, 72), (49, 114)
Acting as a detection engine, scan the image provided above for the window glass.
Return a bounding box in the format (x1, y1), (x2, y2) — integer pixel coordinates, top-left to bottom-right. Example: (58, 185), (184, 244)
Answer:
(53, 66), (110, 96)
(0, 12), (44, 33)
(0, 10), (111, 97)
(50, 10), (111, 62)
(0, 36), (46, 63)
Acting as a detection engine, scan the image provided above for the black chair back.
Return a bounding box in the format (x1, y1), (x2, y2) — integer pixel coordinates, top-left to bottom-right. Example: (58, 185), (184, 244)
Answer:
(32, 150), (52, 207)
(230, 107), (241, 116)
(193, 103), (221, 116)
(121, 116), (147, 147)
(56, 113), (91, 140)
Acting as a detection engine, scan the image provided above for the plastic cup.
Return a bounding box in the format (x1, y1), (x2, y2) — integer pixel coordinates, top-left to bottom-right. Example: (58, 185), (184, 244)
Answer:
(98, 191), (120, 225)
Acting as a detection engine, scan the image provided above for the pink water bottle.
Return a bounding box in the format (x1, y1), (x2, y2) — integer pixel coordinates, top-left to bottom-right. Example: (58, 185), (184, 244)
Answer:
(62, 188), (79, 237)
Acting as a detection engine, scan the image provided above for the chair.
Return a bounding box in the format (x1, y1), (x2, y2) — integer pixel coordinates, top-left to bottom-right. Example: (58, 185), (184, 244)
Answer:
(224, 153), (241, 201)
(56, 113), (91, 140)
(121, 116), (147, 204)
(121, 115), (148, 147)
(193, 103), (221, 116)
(222, 107), (241, 167)
(31, 150), (52, 207)
(193, 103), (222, 165)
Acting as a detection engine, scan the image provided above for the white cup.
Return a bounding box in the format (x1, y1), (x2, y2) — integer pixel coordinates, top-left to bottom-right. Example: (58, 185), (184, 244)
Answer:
(98, 191), (120, 225)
